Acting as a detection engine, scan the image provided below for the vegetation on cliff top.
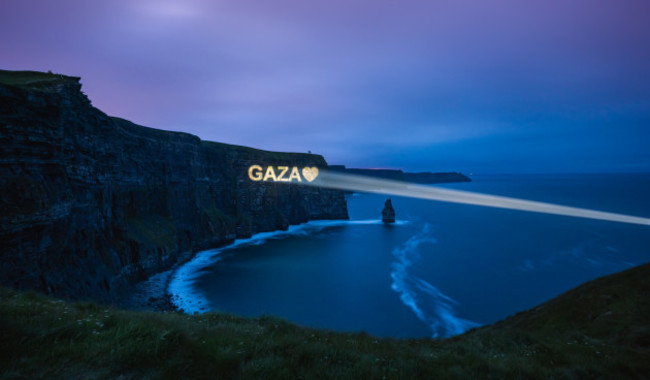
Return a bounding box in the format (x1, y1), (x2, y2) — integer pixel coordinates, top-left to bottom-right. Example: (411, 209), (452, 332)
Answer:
(1, 263), (649, 379)
(0, 69), (80, 92)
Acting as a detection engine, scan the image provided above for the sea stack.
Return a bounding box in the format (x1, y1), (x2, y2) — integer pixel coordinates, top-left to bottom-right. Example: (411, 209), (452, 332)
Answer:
(382, 198), (396, 223)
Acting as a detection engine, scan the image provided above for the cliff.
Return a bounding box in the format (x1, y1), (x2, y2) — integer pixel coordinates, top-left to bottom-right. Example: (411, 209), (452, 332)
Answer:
(0, 70), (348, 302)
(328, 165), (471, 184)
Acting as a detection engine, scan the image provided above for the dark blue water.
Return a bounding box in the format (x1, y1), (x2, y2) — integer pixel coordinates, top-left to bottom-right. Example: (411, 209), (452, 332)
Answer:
(171, 174), (650, 338)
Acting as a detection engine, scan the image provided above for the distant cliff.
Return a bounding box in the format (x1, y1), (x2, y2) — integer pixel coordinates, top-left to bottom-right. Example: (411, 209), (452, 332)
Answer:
(328, 165), (471, 184)
(0, 70), (348, 302)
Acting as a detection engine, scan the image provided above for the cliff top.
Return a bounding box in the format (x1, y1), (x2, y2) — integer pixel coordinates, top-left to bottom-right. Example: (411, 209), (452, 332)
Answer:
(0, 69), (81, 93)
(202, 140), (327, 163)
(1, 69), (326, 163)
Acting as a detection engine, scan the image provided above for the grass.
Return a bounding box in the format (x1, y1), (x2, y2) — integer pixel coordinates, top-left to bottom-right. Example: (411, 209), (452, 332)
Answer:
(0, 69), (80, 92)
(1, 264), (649, 379)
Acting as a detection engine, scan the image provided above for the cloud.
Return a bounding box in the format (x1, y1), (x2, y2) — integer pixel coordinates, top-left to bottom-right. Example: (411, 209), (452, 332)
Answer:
(2, 0), (649, 172)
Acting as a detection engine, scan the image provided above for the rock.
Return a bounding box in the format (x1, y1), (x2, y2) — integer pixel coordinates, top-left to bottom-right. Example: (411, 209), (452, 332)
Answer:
(382, 199), (395, 223)
(0, 70), (349, 303)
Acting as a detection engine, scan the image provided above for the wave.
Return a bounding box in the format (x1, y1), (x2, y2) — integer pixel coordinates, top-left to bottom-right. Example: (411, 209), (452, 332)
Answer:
(168, 218), (408, 314)
(521, 240), (637, 272)
(390, 224), (479, 338)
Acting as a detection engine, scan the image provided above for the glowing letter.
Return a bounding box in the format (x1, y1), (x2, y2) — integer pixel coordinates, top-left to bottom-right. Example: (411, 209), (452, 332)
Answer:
(289, 167), (302, 182)
(277, 166), (290, 182)
(263, 166), (277, 181)
(248, 165), (263, 181)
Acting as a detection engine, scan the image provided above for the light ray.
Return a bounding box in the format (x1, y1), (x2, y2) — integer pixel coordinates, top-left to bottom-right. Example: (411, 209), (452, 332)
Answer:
(301, 171), (650, 226)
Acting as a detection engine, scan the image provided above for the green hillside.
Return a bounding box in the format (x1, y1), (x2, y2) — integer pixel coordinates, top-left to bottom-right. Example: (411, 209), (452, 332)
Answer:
(2, 263), (649, 379)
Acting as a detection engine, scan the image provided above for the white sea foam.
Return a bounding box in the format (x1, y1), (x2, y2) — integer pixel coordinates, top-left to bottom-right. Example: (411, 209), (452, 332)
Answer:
(168, 219), (407, 314)
(390, 224), (479, 338)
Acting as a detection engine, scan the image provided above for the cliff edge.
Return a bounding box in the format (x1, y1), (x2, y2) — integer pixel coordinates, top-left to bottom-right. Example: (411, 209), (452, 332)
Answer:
(0, 70), (348, 302)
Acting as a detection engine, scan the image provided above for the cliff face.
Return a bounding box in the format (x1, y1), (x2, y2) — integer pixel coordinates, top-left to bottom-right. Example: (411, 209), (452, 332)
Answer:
(0, 71), (348, 302)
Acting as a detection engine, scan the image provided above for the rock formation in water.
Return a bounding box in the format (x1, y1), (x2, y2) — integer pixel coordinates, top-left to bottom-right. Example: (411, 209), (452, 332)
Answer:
(0, 70), (348, 302)
(382, 199), (395, 223)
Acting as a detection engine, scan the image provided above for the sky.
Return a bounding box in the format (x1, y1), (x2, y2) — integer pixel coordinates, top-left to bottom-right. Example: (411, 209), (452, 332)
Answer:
(2, 0), (649, 173)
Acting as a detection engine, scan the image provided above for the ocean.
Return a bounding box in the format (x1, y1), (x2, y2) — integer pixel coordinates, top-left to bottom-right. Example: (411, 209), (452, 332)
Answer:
(169, 173), (650, 338)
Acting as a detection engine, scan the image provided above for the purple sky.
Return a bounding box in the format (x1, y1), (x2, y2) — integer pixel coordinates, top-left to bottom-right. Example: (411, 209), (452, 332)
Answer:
(2, 0), (649, 173)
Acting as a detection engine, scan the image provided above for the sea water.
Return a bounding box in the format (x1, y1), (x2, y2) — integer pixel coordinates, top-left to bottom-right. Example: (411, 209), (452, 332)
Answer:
(169, 173), (650, 338)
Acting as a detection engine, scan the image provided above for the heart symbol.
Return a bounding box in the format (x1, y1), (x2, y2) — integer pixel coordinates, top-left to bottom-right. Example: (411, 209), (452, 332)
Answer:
(302, 167), (319, 182)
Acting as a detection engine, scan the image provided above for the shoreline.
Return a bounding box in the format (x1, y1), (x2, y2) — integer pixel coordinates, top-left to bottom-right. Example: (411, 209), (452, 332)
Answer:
(123, 219), (363, 312)
(167, 218), (409, 315)
(120, 249), (197, 311)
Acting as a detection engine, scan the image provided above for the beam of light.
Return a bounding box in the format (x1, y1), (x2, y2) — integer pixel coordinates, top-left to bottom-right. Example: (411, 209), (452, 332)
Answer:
(301, 171), (650, 226)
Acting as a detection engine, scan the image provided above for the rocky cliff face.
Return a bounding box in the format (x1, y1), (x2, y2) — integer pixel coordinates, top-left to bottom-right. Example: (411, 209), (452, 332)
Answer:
(0, 71), (348, 302)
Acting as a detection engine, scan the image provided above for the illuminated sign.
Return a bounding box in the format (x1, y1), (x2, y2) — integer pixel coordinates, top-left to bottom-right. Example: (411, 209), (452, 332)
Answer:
(248, 165), (319, 182)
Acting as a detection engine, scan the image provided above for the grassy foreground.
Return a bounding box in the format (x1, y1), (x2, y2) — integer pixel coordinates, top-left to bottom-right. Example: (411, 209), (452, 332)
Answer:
(2, 264), (649, 379)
